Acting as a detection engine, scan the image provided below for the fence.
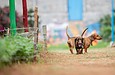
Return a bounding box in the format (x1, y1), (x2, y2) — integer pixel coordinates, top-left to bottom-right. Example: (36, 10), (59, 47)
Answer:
(0, 7), (47, 62)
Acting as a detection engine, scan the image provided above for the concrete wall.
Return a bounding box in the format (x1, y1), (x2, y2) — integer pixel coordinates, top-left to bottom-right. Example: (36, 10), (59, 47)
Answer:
(83, 0), (114, 25)
(0, 0), (115, 25)
(38, 0), (68, 24)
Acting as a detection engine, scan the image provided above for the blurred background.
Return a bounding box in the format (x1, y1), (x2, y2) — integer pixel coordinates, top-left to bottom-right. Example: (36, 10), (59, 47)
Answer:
(0, 0), (115, 46)
(0, 1), (115, 74)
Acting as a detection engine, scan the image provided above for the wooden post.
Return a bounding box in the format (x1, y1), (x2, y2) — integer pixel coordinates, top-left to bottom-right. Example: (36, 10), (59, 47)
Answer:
(42, 25), (47, 51)
(34, 7), (38, 62)
(7, 28), (10, 36)
(37, 15), (39, 44)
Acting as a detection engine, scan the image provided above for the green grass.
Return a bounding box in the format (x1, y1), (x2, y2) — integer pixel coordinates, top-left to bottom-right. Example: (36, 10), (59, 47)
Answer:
(48, 41), (109, 51)
(48, 44), (68, 50)
(89, 41), (109, 49)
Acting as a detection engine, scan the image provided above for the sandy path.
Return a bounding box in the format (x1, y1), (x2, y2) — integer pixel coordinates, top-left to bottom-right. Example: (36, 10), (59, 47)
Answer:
(0, 48), (115, 75)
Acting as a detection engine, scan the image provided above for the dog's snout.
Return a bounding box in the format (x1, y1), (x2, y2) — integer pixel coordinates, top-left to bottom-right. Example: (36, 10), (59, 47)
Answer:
(100, 37), (102, 39)
(96, 34), (102, 40)
(78, 43), (83, 47)
(98, 36), (102, 40)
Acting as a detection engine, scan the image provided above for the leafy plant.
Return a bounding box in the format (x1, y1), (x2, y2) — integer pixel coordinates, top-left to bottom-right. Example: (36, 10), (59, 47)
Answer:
(99, 14), (115, 42)
(0, 35), (43, 67)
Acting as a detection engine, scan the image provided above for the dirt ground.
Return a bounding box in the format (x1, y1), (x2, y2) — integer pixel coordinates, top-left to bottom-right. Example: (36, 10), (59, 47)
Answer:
(0, 48), (115, 75)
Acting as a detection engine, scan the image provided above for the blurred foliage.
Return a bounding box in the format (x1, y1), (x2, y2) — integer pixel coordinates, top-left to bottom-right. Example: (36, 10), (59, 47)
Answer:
(0, 7), (38, 36)
(99, 14), (115, 42)
(0, 6), (23, 29)
(28, 8), (41, 27)
(0, 35), (43, 67)
(28, 9), (34, 27)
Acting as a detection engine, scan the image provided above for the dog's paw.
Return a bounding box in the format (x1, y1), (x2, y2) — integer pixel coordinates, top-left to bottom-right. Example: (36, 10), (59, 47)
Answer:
(84, 52), (88, 54)
(76, 53), (79, 55)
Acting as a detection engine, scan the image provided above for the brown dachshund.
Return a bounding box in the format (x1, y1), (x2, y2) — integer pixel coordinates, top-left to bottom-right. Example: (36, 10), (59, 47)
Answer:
(83, 33), (102, 53)
(74, 36), (84, 54)
(66, 26), (88, 54)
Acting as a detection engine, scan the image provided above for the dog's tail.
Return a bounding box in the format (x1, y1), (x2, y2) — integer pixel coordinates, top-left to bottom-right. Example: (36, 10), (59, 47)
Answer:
(66, 26), (70, 39)
(81, 28), (88, 37)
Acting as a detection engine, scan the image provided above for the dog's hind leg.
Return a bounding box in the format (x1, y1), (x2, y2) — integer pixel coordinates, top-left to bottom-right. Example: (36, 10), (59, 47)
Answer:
(67, 42), (74, 54)
(84, 48), (88, 53)
(70, 49), (73, 54)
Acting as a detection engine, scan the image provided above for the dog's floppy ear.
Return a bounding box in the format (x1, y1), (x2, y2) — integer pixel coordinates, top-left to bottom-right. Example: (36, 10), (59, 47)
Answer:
(82, 38), (85, 45)
(75, 37), (78, 42)
(90, 34), (95, 40)
(90, 36), (95, 41)
(90, 35), (95, 46)
(82, 38), (84, 43)
(81, 28), (88, 37)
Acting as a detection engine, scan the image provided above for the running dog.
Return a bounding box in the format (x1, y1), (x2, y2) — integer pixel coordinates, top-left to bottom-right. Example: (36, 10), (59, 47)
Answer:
(66, 26), (88, 54)
(82, 33), (102, 53)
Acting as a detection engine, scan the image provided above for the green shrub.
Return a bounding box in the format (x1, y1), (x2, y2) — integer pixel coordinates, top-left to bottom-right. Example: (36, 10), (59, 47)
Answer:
(99, 14), (115, 42)
(0, 36), (43, 67)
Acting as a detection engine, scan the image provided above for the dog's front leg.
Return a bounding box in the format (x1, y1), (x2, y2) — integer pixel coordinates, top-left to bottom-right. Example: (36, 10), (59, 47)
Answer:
(76, 50), (79, 54)
(75, 47), (78, 54)
(80, 49), (83, 54)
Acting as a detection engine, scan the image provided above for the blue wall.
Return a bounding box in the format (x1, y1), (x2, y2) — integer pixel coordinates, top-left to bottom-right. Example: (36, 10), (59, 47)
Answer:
(87, 23), (101, 34)
(68, 0), (83, 21)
